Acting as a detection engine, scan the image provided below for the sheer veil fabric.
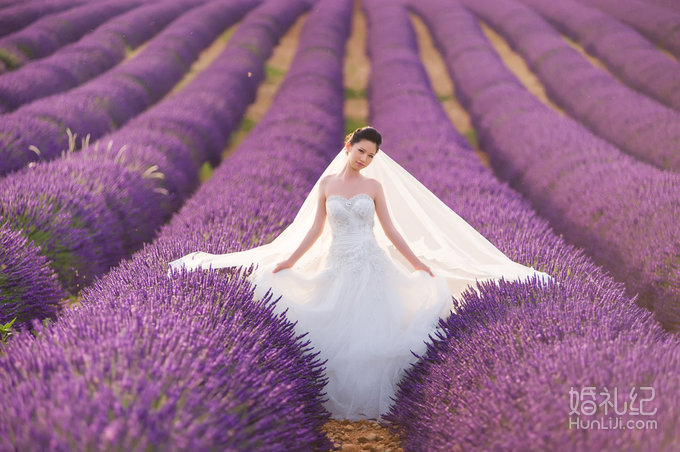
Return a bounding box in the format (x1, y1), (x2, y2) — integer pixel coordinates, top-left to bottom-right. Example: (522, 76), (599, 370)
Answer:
(167, 147), (553, 302)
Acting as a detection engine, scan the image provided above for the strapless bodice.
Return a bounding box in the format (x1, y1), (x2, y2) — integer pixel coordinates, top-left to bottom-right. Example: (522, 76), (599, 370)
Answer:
(325, 193), (384, 272)
(325, 193), (375, 235)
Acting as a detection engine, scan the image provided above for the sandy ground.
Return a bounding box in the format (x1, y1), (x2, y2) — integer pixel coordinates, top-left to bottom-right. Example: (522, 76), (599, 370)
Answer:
(344, 0), (370, 130)
(478, 20), (565, 115)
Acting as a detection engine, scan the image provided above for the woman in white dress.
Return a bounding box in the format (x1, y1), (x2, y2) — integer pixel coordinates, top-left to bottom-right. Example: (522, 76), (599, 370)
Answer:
(168, 126), (552, 421)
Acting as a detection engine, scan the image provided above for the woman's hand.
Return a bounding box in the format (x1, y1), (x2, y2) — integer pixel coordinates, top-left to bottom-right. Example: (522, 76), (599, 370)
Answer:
(413, 260), (434, 277)
(272, 258), (295, 273)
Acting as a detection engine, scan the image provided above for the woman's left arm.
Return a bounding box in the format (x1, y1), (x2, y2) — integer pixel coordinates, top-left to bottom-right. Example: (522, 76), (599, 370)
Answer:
(373, 181), (434, 277)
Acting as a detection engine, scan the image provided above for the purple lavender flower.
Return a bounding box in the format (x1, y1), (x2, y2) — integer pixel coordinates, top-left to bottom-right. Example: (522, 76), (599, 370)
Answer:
(0, 158), (125, 292)
(0, 0), (142, 69)
(517, 0), (680, 113)
(458, 0), (680, 172)
(0, 0), (259, 175)
(574, 0), (680, 59)
(0, 0), (207, 112)
(0, 267), (332, 451)
(0, 217), (65, 330)
(0, 0), (89, 39)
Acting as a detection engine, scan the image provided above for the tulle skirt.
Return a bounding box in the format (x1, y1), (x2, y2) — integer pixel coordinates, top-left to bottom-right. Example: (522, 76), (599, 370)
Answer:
(249, 252), (454, 421)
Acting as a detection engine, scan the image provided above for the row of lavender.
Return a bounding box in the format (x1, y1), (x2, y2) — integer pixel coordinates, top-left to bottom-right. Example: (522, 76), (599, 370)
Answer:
(0, 0), (143, 71)
(0, 0), (208, 112)
(0, 0), (254, 176)
(459, 0), (680, 172)
(517, 0), (680, 114)
(0, 0), (21, 9)
(414, 0), (680, 330)
(0, 0), (284, 329)
(638, 0), (680, 14)
(0, 0), (89, 39)
(575, 0), (680, 59)
(0, 0), (349, 447)
(361, 0), (679, 449)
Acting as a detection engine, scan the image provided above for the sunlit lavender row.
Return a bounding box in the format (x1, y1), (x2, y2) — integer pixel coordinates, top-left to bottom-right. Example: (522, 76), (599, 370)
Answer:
(0, 0), (349, 448)
(0, 0), (207, 113)
(409, 0), (680, 331)
(461, 0), (680, 172)
(0, 0), (297, 329)
(0, 0), (89, 41)
(517, 0), (680, 113)
(362, 0), (680, 449)
(0, 0), (142, 71)
(575, 0), (680, 59)
(0, 0), (262, 177)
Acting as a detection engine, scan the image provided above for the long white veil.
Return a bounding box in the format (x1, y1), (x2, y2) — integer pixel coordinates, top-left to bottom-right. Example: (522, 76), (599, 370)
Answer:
(168, 147), (553, 299)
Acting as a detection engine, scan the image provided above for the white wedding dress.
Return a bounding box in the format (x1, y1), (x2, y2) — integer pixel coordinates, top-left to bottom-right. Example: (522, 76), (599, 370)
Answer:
(250, 192), (452, 420)
(168, 147), (554, 421)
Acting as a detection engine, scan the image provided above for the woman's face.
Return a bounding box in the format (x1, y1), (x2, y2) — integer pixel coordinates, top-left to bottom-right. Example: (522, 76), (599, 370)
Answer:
(345, 139), (378, 170)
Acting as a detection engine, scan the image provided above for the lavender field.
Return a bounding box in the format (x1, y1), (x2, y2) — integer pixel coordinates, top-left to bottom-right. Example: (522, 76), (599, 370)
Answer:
(0, 0), (678, 450)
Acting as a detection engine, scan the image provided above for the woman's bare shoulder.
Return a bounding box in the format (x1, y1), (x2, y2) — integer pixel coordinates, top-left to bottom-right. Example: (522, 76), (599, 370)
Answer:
(320, 174), (334, 186)
(365, 177), (383, 191)
(319, 174), (335, 197)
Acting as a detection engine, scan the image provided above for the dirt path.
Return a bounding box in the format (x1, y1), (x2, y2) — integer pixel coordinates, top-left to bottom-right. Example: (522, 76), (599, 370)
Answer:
(478, 19), (566, 116)
(222, 12), (308, 156)
(409, 11), (491, 167)
(323, 419), (403, 452)
(344, 0), (370, 132)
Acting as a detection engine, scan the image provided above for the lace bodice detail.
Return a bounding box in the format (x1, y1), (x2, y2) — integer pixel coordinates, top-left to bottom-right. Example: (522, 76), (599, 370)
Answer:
(326, 193), (375, 233)
(325, 193), (387, 274)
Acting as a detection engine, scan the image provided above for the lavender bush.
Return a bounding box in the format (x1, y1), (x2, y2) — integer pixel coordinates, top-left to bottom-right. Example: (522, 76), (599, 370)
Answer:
(0, 0), (257, 176)
(459, 0), (680, 172)
(0, 266), (332, 451)
(361, 0), (680, 449)
(518, 0), (680, 113)
(0, 0), (349, 447)
(0, 159), (126, 292)
(0, 0), (142, 71)
(403, 0), (680, 331)
(392, 279), (679, 451)
(0, 0), (89, 40)
(574, 0), (680, 59)
(0, 0), (206, 112)
(0, 217), (65, 330)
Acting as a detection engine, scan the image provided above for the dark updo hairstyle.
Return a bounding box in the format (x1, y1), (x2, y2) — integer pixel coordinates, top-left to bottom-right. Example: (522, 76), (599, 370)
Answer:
(344, 126), (382, 151)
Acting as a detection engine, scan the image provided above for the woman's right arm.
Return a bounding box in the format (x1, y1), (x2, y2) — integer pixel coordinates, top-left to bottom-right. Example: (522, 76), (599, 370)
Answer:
(272, 177), (329, 273)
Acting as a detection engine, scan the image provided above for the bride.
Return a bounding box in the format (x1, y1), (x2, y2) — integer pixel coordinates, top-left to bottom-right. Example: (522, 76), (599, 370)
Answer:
(168, 126), (552, 421)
